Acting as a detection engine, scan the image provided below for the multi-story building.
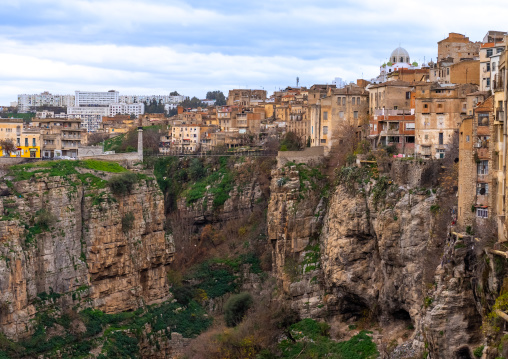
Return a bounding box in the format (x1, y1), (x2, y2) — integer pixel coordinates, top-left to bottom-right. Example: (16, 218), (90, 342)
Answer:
(119, 94), (186, 104)
(457, 96), (497, 232)
(67, 107), (108, 132)
(108, 103), (145, 117)
(34, 118), (83, 158)
(414, 82), (477, 158)
(17, 92), (75, 113)
(74, 90), (119, 106)
(227, 89), (267, 106)
(309, 84), (369, 151)
(161, 124), (215, 153)
(0, 119), (41, 158)
(437, 33), (480, 63)
(479, 42), (505, 92)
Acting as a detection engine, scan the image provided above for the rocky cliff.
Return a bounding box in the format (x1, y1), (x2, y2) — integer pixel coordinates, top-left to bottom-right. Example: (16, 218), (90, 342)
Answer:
(0, 163), (174, 340)
(268, 161), (505, 358)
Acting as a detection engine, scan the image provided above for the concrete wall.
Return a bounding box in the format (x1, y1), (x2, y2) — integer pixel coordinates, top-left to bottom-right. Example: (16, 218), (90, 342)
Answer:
(78, 152), (141, 167)
(277, 146), (324, 167)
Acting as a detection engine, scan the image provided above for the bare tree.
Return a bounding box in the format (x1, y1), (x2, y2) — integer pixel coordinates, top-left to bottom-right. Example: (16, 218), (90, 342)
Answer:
(0, 139), (16, 156)
(86, 132), (109, 146)
(328, 121), (358, 169)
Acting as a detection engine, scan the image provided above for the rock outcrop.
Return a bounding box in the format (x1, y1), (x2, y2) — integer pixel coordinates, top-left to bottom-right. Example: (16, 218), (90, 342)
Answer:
(0, 171), (173, 340)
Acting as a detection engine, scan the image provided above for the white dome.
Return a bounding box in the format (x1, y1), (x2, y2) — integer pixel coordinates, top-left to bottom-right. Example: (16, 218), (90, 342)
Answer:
(390, 47), (410, 64)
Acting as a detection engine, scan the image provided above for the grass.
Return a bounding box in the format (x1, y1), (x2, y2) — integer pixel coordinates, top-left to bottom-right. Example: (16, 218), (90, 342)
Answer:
(279, 319), (378, 359)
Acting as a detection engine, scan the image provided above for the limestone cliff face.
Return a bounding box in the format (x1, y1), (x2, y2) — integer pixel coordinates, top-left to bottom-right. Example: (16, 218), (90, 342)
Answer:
(0, 172), (173, 340)
(268, 163), (488, 358)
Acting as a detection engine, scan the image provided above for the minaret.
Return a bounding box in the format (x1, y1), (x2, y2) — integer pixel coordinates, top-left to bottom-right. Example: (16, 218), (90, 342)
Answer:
(137, 127), (143, 161)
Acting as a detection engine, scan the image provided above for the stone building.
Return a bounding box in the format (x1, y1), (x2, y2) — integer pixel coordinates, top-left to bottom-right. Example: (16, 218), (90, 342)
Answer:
(33, 118), (84, 158)
(414, 83), (477, 158)
(309, 84), (368, 152)
(437, 33), (480, 63)
(457, 97), (497, 233)
(227, 89), (267, 106)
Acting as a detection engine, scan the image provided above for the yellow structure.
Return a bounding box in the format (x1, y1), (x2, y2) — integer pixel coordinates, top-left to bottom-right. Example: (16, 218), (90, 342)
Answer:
(0, 119), (41, 158)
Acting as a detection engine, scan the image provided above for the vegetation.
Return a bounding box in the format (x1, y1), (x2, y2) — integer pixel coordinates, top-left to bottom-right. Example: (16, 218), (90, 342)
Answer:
(102, 125), (163, 153)
(224, 292), (254, 327)
(0, 139), (16, 156)
(279, 132), (303, 151)
(122, 212), (135, 233)
(108, 172), (139, 195)
(206, 90), (227, 106)
(278, 319), (378, 359)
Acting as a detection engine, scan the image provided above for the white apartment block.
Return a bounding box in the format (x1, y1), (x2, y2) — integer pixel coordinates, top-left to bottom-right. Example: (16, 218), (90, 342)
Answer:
(108, 102), (145, 117)
(75, 91), (119, 106)
(119, 95), (187, 104)
(17, 92), (75, 113)
(67, 107), (109, 132)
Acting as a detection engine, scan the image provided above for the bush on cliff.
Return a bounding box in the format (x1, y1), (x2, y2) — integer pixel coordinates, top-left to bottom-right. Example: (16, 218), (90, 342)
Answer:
(224, 292), (253, 327)
(109, 172), (138, 195)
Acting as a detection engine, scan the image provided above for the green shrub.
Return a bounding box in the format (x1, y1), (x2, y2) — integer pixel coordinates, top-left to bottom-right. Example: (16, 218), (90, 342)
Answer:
(466, 226), (474, 235)
(430, 204), (440, 214)
(122, 212), (135, 233)
(224, 292), (253, 327)
(109, 172), (138, 195)
(36, 209), (56, 230)
(172, 286), (195, 306)
(473, 345), (484, 358)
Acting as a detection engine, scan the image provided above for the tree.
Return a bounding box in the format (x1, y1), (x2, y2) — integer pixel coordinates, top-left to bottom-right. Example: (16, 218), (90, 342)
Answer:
(180, 97), (206, 109)
(0, 139), (16, 156)
(170, 91), (180, 96)
(206, 90), (227, 106)
(279, 132), (302, 151)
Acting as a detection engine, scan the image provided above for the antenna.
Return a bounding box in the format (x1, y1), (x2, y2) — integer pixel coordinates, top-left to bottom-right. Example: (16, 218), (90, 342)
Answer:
(296, 77), (299, 87)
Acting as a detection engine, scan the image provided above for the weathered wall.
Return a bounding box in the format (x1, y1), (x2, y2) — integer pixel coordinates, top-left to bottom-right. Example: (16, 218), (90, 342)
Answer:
(277, 146), (324, 167)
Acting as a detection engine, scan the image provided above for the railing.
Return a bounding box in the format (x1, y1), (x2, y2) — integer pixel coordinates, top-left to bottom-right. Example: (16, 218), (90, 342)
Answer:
(373, 109), (412, 116)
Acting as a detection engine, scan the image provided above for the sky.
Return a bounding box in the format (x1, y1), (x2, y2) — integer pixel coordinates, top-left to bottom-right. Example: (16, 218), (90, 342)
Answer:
(1, 0), (508, 105)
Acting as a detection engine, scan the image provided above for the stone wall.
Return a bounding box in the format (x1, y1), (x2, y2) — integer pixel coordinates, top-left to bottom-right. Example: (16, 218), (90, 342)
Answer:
(390, 159), (441, 188)
(277, 146), (324, 167)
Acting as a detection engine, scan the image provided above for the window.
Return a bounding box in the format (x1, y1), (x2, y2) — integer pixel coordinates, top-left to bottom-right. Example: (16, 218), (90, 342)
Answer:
(406, 91), (411, 99)
(447, 68), (450, 75)
(424, 104), (428, 109)
(486, 63), (491, 72)
(476, 208), (488, 218)
(405, 123), (415, 130)
(354, 111), (358, 119)
(320, 139), (326, 144)
(323, 111), (328, 121)
(477, 183), (489, 195)
(32, 138), (36, 146)
(478, 160), (489, 175)
(493, 62), (496, 71)
(323, 126), (328, 135)
(439, 133), (444, 145)
(352, 97), (355, 105)
(466, 135), (470, 142)
(487, 78), (491, 87)
(342, 97), (346, 106)
(425, 134), (428, 140)
(339, 111), (344, 119)
(357, 97), (360, 105)
(487, 49), (493, 57)
(311, 126), (313, 134)
(24, 138), (28, 147)
(406, 136), (415, 143)
(478, 113), (489, 126)
(16, 138), (20, 146)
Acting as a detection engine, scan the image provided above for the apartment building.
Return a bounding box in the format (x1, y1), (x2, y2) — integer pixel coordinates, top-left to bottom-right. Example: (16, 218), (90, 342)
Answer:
(458, 96), (496, 230)
(437, 33), (480, 63)
(227, 89), (267, 106)
(34, 118), (83, 158)
(0, 119), (41, 158)
(160, 124), (215, 153)
(17, 92), (75, 113)
(309, 84), (369, 152)
(108, 103), (145, 117)
(75, 90), (119, 106)
(414, 83), (477, 158)
(67, 107), (108, 132)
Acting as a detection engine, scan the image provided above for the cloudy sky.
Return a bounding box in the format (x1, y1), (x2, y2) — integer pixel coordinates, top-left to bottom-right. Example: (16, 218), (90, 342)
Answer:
(1, 0), (507, 104)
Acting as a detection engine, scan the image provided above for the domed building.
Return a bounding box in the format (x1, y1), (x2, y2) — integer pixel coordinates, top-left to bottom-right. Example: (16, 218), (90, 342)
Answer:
(370, 46), (421, 84)
(390, 47), (410, 64)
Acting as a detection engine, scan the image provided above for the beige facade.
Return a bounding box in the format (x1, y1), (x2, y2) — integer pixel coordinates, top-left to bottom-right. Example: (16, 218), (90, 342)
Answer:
(437, 32), (480, 63)
(310, 85), (368, 152)
(414, 83), (477, 158)
(227, 89), (267, 106)
(34, 118), (83, 158)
